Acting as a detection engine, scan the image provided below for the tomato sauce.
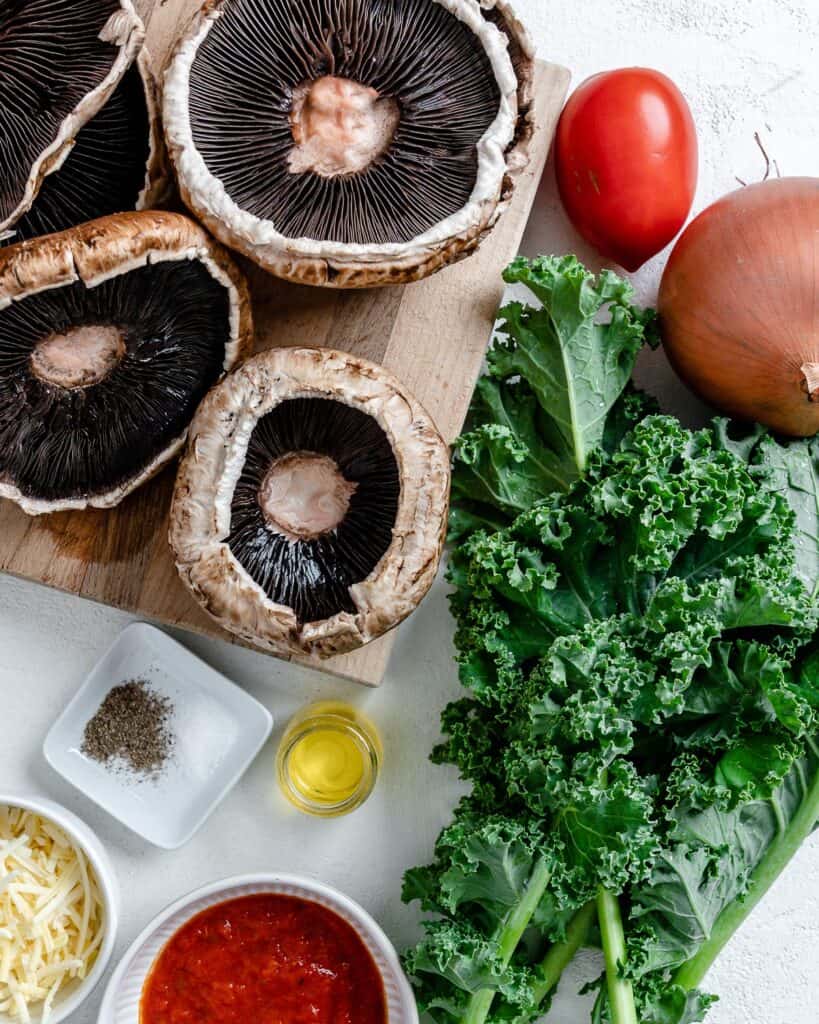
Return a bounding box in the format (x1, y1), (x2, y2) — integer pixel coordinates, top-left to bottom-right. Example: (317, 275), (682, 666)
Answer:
(140, 894), (388, 1024)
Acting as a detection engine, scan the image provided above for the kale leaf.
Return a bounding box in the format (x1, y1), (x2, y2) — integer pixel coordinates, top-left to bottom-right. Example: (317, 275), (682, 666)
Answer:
(403, 256), (819, 1024)
(450, 255), (658, 543)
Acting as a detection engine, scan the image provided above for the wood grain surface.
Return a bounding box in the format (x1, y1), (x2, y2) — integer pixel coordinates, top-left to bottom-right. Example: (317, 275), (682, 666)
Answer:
(0, 0), (570, 686)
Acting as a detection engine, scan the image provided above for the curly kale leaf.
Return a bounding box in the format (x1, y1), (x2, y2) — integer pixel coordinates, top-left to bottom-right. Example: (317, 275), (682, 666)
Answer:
(548, 761), (660, 902)
(402, 753), (664, 1024)
(667, 639), (819, 750)
(714, 422), (819, 596)
(403, 757), (658, 1022)
(403, 810), (548, 930)
(423, 412), (815, 1024)
(450, 377), (578, 542)
(498, 256), (658, 475)
(449, 416), (812, 706)
(407, 254), (819, 1024)
(588, 975), (717, 1024)
(403, 919), (542, 1024)
(450, 256), (658, 542)
(638, 984), (717, 1024)
(627, 732), (819, 990)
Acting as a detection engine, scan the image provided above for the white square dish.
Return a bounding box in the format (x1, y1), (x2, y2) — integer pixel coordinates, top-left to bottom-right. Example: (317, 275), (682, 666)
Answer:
(44, 623), (273, 849)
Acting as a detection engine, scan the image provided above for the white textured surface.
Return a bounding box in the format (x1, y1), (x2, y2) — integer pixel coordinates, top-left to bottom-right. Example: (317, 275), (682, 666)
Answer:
(1, 2), (819, 1022)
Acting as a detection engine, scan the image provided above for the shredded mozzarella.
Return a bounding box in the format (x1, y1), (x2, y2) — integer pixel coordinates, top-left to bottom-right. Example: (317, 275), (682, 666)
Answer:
(0, 807), (104, 1023)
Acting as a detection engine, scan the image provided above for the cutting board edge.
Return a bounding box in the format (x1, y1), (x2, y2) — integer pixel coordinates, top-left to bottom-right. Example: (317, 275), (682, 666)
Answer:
(0, 57), (571, 689)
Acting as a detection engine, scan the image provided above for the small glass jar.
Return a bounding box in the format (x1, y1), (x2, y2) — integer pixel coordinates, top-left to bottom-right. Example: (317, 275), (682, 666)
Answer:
(276, 701), (382, 817)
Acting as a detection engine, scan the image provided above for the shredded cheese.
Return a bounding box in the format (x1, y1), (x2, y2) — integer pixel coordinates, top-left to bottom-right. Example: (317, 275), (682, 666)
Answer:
(0, 807), (104, 1023)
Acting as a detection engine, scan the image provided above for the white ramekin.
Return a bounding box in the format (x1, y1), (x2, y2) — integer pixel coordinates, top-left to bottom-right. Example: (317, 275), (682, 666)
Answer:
(0, 793), (120, 1024)
(98, 873), (418, 1024)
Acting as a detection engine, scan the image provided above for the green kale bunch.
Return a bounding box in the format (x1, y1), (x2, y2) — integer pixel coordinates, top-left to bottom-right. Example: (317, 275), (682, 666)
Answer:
(403, 256), (819, 1024)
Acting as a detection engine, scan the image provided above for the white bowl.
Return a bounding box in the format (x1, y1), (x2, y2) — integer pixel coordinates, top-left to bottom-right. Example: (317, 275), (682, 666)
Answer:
(99, 873), (418, 1024)
(0, 793), (119, 1024)
(44, 622), (274, 849)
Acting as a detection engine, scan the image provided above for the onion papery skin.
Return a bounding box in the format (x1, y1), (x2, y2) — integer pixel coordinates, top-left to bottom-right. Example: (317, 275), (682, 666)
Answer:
(658, 177), (819, 438)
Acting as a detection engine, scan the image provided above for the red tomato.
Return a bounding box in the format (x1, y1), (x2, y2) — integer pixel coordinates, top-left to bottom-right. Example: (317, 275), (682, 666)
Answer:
(555, 68), (698, 272)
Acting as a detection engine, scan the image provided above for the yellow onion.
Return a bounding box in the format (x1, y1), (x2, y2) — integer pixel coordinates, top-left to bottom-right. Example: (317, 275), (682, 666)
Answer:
(658, 177), (819, 437)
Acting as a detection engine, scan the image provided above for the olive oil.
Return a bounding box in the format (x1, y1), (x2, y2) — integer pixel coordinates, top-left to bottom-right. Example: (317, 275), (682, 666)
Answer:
(277, 702), (381, 817)
(288, 727), (365, 803)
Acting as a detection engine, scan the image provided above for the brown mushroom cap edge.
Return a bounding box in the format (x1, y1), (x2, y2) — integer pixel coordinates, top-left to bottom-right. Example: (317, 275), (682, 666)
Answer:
(169, 347), (452, 658)
(0, 1), (146, 237)
(162, 0), (536, 288)
(0, 211), (253, 514)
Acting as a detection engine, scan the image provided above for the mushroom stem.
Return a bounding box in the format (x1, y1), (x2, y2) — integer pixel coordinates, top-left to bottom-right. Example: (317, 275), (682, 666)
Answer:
(30, 325), (126, 390)
(288, 77), (400, 178)
(259, 451), (357, 542)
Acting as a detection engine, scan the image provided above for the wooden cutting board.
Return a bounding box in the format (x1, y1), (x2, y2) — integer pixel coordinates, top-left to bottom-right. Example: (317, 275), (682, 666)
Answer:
(0, 0), (570, 686)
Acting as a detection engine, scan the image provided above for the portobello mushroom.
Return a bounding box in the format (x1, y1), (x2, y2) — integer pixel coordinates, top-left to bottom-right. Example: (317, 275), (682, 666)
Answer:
(2, 52), (168, 247)
(0, 211), (252, 515)
(0, 0), (145, 238)
(170, 348), (450, 657)
(163, 0), (535, 287)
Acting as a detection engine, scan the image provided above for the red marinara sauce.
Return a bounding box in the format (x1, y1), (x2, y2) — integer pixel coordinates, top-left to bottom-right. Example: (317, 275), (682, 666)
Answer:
(140, 894), (388, 1024)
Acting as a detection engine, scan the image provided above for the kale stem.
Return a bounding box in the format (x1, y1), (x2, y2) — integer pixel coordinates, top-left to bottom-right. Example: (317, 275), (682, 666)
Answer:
(597, 888), (639, 1024)
(461, 857), (552, 1024)
(461, 987), (494, 1024)
(532, 899), (597, 1003)
(673, 744), (819, 992)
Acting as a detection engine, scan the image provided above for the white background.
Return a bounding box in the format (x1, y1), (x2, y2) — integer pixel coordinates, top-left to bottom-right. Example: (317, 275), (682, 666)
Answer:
(2, 1), (819, 1022)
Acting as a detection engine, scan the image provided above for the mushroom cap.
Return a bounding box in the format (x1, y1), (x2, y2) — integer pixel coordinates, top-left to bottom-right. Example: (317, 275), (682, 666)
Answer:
(0, 0), (145, 236)
(2, 50), (169, 248)
(163, 0), (535, 288)
(0, 211), (253, 514)
(170, 347), (451, 657)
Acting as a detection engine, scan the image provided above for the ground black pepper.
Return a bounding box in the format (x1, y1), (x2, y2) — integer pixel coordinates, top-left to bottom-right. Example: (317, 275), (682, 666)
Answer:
(81, 679), (175, 779)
